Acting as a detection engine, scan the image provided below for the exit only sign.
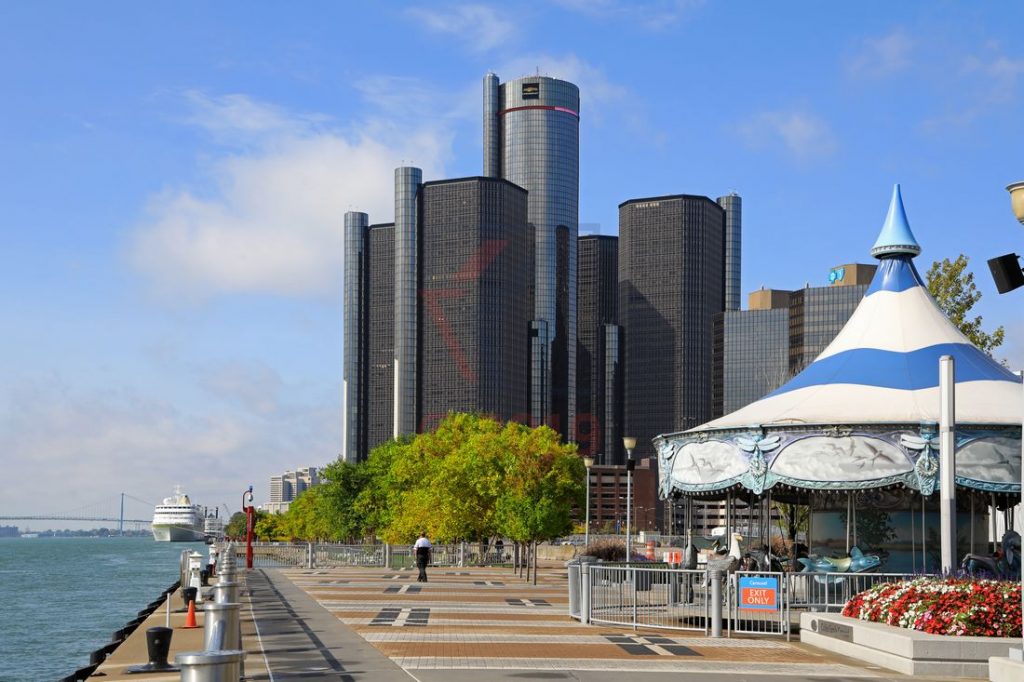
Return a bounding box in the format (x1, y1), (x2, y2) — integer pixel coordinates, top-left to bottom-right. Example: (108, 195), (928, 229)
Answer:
(738, 576), (779, 610)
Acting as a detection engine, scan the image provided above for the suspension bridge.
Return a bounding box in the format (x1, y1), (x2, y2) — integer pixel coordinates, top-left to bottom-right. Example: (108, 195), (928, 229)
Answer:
(0, 493), (154, 533)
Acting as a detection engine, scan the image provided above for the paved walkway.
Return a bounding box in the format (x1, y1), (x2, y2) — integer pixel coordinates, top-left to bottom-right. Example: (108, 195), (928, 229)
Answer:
(255, 564), (928, 681)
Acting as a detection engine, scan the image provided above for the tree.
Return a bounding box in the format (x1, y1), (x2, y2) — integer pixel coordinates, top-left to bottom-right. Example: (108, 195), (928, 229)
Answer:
(224, 511), (248, 539)
(926, 254), (1005, 354)
(284, 460), (370, 541)
(494, 422), (584, 583)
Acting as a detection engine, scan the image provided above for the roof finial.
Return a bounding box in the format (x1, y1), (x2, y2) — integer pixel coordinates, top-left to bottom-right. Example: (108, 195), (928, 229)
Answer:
(870, 184), (922, 259)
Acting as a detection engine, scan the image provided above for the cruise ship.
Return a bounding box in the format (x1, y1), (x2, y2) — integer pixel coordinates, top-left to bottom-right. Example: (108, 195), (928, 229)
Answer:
(151, 486), (205, 542)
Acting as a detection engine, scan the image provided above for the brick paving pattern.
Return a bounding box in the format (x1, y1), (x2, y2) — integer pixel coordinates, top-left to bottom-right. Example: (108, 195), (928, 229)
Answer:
(279, 565), (883, 677)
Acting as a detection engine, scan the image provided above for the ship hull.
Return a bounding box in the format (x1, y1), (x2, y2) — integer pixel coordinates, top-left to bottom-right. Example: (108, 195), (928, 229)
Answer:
(152, 524), (206, 542)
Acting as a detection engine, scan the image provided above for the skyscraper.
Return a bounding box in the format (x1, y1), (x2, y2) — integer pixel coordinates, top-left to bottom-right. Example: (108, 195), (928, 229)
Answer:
(576, 235), (621, 463)
(483, 73), (580, 441)
(343, 171), (531, 461)
(618, 194), (726, 461)
(419, 177), (531, 429)
(717, 193), (742, 311)
(365, 223), (395, 455)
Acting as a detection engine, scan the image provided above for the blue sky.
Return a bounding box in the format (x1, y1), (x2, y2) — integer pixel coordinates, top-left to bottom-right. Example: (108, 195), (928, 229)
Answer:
(2, 1), (1022, 521)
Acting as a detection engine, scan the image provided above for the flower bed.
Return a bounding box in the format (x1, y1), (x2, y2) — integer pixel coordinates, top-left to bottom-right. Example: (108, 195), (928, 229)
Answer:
(842, 577), (1022, 637)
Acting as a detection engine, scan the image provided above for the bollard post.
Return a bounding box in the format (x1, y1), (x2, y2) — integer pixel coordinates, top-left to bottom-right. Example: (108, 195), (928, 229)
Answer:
(384, 543), (391, 569)
(306, 543), (314, 570)
(203, 602), (241, 651)
(212, 580), (239, 605)
(459, 542), (465, 568)
(580, 562), (591, 625)
(710, 569), (723, 638)
(176, 650), (245, 682)
(125, 627), (178, 673)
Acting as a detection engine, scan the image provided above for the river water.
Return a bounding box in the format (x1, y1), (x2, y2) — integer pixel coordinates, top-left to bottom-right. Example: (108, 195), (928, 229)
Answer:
(0, 536), (208, 682)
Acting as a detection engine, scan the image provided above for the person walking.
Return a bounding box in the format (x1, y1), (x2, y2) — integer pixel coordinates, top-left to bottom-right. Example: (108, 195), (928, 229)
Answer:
(414, 531), (432, 582)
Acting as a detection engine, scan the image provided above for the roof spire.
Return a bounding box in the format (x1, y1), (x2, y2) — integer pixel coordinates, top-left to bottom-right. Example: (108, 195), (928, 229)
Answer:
(870, 184), (922, 259)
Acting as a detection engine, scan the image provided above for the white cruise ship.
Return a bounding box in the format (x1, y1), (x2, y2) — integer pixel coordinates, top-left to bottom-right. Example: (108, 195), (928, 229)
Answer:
(151, 486), (205, 542)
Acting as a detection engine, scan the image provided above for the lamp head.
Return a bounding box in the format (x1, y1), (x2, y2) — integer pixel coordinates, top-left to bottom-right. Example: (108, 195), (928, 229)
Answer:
(583, 456), (595, 468)
(622, 436), (637, 451)
(1008, 181), (1024, 225)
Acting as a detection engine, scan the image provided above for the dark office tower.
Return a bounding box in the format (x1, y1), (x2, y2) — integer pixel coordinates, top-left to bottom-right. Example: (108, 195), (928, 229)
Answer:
(716, 193), (742, 311)
(483, 73), (580, 442)
(419, 178), (530, 427)
(713, 299), (789, 418)
(366, 223), (395, 453)
(342, 211), (369, 462)
(788, 263), (876, 374)
(394, 166), (421, 438)
(619, 195), (725, 460)
(576, 235), (621, 463)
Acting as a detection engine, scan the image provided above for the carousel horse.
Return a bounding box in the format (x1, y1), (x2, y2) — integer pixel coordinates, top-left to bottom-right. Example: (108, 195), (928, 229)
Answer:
(960, 530), (1021, 580)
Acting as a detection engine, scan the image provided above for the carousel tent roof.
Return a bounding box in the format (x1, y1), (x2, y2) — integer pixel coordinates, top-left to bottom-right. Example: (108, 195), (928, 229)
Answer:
(694, 184), (1022, 432)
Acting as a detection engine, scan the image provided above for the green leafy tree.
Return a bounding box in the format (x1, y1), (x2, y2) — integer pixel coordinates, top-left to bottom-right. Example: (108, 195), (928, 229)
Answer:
(253, 510), (284, 541)
(224, 511), (248, 539)
(926, 254), (1005, 354)
(282, 460), (370, 541)
(495, 422), (584, 583)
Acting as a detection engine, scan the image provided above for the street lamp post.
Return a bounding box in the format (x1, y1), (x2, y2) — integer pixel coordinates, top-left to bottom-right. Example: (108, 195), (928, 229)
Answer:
(583, 456), (595, 550)
(988, 181), (1024, 663)
(623, 436), (636, 561)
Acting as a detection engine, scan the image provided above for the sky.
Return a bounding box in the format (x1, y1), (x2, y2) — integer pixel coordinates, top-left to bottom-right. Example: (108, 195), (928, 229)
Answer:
(1, 1), (1022, 523)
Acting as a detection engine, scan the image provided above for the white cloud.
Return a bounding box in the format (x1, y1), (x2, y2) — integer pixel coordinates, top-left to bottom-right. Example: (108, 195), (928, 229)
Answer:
(553, 0), (702, 30)
(847, 29), (914, 79)
(736, 110), (838, 162)
(128, 92), (450, 299)
(198, 360), (284, 417)
(406, 4), (515, 53)
(0, 375), (339, 516)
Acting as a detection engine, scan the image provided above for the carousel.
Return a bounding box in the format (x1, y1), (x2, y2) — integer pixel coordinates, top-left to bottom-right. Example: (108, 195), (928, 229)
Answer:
(655, 185), (1023, 575)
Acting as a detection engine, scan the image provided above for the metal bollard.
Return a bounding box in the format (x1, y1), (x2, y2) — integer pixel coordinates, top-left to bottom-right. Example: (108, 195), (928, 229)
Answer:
(709, 570), (723, 638)
(211, 580), (239, 605)
(306, 542), (314, 569)
(580, 562), (591, 625)
(176, 650), (245, 682)
(203, 603), (241, 651)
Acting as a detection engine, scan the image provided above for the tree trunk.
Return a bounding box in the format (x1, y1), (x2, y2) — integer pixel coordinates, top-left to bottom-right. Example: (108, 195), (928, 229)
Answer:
(532, 540), (538, 586)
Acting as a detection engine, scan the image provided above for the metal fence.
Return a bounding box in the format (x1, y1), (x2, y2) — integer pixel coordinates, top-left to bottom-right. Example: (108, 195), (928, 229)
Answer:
(231, 542), (511, 569)
(785, 571), (921, 611)
(573, 563), (933, 640)
(588, 565), (711, 633)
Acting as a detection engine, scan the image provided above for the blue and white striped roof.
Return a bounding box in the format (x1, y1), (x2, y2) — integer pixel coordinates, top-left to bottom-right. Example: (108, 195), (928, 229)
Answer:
(698, 185), (1022, 430)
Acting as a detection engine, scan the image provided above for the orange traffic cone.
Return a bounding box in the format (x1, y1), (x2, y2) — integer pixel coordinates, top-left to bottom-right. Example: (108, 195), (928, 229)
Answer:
(182, 598), (198, 629)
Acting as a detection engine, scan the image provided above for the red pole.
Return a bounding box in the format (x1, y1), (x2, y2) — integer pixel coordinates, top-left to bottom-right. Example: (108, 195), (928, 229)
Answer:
(242, 486), (254, 570)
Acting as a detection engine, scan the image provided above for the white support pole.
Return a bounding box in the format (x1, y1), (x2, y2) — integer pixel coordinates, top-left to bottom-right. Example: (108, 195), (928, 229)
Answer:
(939, 355), (957, 574)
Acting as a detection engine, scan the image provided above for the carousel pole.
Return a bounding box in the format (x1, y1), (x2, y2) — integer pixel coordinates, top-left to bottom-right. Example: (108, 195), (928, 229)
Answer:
(939, 355), (957, 574)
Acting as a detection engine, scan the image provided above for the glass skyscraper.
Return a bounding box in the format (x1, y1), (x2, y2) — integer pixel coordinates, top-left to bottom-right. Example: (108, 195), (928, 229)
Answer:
(577, 235), (621, 463)
(618, 195), (726, 461)
(342, 172), (531, 461)
(484, 73), (580, 442)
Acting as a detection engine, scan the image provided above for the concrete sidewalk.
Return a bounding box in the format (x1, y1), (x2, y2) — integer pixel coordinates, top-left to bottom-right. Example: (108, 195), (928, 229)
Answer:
(267, 564), (921, 681)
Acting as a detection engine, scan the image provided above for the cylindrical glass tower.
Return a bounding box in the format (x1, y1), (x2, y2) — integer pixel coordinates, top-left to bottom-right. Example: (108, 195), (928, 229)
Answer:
(394, 166), (421, 438)
(489, 74), (580, 441)
(717, 193), (742, 311)
(343, 211), (368, 462)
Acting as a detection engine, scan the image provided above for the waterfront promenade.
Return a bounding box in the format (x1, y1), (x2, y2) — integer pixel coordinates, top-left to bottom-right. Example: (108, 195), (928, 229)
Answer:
(89, 562), (959, 681)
